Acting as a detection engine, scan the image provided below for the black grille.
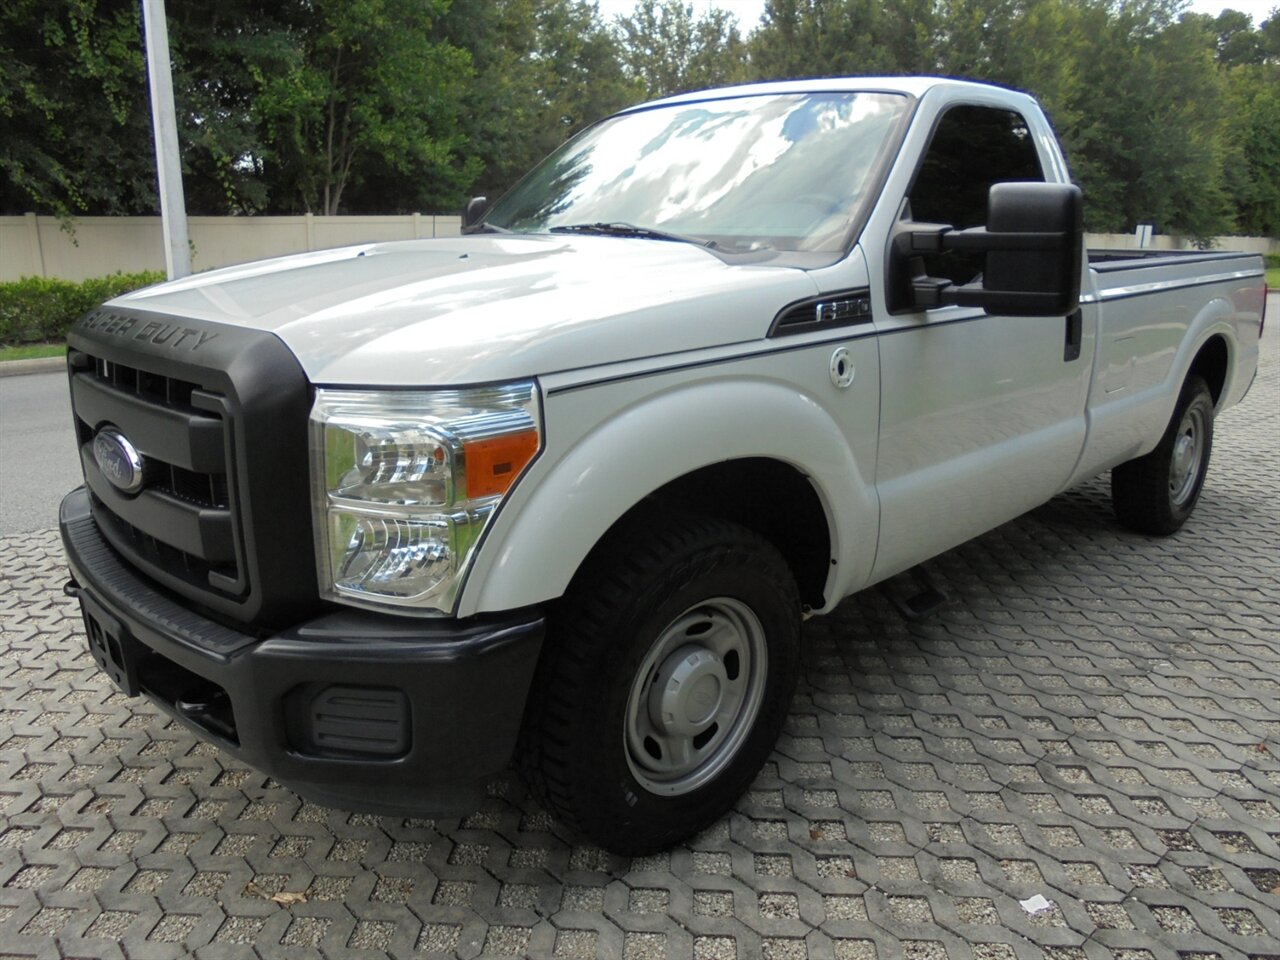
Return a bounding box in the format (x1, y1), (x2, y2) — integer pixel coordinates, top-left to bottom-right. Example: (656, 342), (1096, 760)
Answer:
(156, 462), (230, 509)
(88, 490), (239, 586)
(67, 307), (318, 627)
(71, 351), (242, 594)
(93, 355), (198, 407)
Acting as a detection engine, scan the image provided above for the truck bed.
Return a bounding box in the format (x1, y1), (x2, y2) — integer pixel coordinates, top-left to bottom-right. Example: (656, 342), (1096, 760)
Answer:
(1088, 247), (1263, 270)
(1085, 248), (1264, 304)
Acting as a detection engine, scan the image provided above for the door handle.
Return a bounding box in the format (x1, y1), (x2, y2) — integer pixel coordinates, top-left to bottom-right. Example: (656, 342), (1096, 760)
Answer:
(1064, 309), (1082, 362)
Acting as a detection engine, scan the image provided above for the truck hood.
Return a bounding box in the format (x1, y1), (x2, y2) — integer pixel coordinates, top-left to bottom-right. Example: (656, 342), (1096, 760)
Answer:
(112, 235), (820, 385)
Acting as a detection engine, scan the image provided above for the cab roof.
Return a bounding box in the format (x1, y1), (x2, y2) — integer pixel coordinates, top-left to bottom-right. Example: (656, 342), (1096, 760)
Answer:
(622, 76), (1033, 114)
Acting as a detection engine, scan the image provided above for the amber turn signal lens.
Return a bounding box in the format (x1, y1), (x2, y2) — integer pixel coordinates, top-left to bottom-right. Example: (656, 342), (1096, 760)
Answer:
(464, 431), (539, 499)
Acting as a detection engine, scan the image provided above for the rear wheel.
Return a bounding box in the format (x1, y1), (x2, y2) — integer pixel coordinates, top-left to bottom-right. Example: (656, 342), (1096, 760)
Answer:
(1111, 375), (1215, 535)
(522, 513), (800, 855)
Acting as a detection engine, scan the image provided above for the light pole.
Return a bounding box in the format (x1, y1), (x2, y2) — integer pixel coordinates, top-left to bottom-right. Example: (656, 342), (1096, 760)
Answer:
(141, 0), (191, 279)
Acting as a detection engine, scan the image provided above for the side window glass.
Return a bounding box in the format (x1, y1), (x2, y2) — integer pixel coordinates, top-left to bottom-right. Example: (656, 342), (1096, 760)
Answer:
(908, 106), (1044, 285)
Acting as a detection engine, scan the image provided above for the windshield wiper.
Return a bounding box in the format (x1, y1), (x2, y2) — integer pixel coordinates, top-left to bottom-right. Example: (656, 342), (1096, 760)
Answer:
(549, 222), (716, 249)
(462, 222), (511, 234)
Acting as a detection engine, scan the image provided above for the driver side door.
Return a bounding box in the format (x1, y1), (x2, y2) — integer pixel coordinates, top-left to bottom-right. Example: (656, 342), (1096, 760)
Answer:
(871, 104), (1091, 581)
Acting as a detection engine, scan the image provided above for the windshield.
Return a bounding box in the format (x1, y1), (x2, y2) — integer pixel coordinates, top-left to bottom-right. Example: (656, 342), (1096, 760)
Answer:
(483, 91), (909, 254)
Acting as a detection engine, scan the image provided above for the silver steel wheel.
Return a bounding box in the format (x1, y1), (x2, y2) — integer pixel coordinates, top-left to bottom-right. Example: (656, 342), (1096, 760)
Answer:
(1169, 404), (1207, 507)
(623, 597), (768, 796)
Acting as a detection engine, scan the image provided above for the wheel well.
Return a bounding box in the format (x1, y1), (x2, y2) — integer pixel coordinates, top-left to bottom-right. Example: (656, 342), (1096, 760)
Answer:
(638, 458), (833, 610)
(1189, 335), (1228, 405)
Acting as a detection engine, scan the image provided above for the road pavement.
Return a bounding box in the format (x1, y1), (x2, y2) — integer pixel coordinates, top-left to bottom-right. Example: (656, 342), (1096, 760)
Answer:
(0, 371), (80, 536)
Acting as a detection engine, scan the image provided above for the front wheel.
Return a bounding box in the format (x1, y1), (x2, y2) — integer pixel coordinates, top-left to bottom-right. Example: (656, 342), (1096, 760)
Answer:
(1111, 374), (1215, 535)
(521, 513), (800, 855)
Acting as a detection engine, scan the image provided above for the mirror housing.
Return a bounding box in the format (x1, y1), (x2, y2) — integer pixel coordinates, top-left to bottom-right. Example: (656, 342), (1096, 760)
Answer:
(461, 196), (489, 232)
(888, 181), (1083, 317)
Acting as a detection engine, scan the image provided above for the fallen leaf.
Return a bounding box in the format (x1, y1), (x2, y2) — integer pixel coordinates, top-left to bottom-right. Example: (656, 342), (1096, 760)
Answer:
(1271, 885), (1280, 895)
(1257, 742), (1268, 753)
(844, 868), (857, 878)
(810, 827), (822, 840)
(244, 880), (308, 906)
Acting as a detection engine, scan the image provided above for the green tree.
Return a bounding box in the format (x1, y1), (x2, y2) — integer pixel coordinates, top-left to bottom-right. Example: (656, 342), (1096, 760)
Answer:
(930, 0), (1021, 80)
(3, 0), (1272, 236)
(615, 0), (747, 98)
(1221, 62), (1280, 234)
(437, 0), (634, 205)
(0, 0), (155, 216)
(1037, 2), (1233, 239)
(166, 1), (295, 214)
(749, 0), (946, 79)
(534, 1), (637, 145)
(1181, 8), (1269, 65)
(247, 0), (474, 214)
(1262, 9), (1280, 59)
(435, 0), (546, 202)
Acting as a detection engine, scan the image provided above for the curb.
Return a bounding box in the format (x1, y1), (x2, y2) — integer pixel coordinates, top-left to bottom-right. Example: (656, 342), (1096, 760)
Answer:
(0, 356), (66, 378)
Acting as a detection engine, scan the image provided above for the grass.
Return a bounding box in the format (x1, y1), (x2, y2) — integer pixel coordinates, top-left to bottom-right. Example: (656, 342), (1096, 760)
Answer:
(0, 342), (65, 363)
(1266, 267), (1279, 289)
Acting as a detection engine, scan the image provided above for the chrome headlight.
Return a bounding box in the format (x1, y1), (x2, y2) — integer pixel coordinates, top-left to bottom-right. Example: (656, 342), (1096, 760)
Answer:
(310, 381), (541, 613)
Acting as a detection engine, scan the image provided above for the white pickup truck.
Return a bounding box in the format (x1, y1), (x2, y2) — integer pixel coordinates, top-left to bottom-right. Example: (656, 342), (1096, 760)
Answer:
(61, 77), (1265, 854)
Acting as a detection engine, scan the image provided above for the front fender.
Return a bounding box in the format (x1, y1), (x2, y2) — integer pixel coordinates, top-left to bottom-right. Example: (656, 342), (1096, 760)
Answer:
(456, 375), (877, 616)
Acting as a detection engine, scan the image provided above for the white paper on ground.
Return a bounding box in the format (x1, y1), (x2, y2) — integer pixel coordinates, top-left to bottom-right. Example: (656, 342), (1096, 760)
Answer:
(1019, 894), (1054, 914)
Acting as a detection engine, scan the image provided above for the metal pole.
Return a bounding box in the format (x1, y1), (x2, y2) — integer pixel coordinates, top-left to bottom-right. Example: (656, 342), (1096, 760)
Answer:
(141, 0), (191, 279)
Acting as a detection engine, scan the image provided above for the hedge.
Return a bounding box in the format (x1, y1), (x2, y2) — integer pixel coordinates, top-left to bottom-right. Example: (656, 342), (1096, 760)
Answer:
(1265, 252), (1280, 270)
(0, 271), (166, 345)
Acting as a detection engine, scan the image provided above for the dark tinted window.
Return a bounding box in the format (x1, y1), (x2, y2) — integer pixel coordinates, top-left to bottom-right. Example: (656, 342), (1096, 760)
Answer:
(908, 106), (1043, 283)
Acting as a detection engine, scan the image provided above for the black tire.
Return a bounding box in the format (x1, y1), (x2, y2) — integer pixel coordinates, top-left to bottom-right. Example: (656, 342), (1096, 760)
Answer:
(1111, 374), (1215, 535)
(521, 512), (800, 855)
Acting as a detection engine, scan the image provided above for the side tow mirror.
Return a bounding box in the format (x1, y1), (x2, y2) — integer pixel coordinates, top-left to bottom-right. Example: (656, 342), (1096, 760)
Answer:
(461, 196), (489, 231)
(888, 182), (1083, 317)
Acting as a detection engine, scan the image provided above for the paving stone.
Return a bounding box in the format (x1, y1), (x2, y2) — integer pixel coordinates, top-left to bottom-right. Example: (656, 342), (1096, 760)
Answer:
(1, 324), (1278, 960)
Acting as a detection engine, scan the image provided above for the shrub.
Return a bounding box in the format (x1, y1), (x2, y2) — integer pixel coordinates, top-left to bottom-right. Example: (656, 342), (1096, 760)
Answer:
(0, 271), (166, 345)
(1265, 252), (1280, 270)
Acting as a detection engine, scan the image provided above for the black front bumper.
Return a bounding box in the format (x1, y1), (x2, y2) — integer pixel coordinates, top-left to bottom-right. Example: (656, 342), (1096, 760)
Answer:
(60, 487), (545, 815)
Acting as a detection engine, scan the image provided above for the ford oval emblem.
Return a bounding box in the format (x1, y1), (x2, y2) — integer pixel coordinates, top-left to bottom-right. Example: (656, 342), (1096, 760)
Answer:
(93, 427), (146, 495)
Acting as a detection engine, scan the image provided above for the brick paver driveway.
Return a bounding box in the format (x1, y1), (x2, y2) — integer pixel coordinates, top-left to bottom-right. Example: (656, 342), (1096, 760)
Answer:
(3, 314), (1277, 959)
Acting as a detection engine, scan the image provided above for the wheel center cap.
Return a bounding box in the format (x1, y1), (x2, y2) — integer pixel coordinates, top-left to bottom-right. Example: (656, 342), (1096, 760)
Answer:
(1173, 434), (1193, 475)
(649, 646), (728, 737)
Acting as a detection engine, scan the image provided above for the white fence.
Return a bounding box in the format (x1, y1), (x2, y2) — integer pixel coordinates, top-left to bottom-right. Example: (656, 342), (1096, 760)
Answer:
(0, 214), (463, 282)
(0, 214), (1274, 282)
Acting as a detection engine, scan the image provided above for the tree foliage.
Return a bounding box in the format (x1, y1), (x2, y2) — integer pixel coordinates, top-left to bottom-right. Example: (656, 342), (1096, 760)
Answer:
(1221, 61), (1280, 236)
(262, 0), (473, 214)
(436, 0), (636, 202)
(746, 0), (1275, 240)
(0, 0), (154, 217)
(615, 0), (747, 98)
(169, 0), (474, 215)
(1, 0), (1277, 239)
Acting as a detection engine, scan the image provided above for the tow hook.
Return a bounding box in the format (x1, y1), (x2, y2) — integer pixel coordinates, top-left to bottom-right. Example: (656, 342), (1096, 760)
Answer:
(63, 578), (81, 598)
